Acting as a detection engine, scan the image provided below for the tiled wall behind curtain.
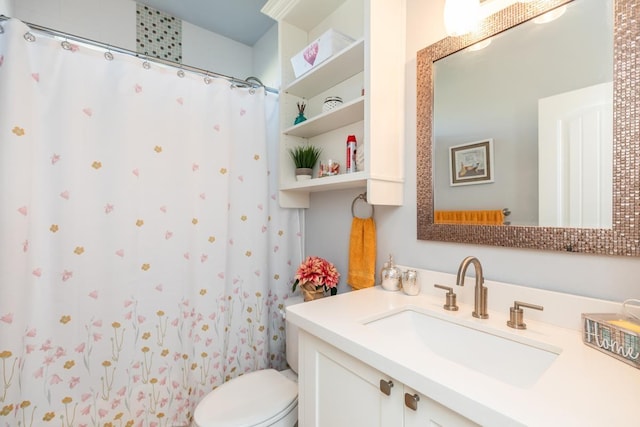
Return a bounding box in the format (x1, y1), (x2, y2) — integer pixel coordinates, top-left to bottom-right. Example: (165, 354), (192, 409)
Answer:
(136, 3), (182, 63)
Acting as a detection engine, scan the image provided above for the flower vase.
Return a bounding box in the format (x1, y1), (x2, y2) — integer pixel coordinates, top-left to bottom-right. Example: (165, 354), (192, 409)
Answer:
(294, 113), (307, 125)
(300, 282), (325, 302)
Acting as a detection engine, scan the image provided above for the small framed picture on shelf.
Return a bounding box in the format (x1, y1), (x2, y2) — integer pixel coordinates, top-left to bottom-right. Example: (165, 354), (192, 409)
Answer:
(449, 139), (494, 186)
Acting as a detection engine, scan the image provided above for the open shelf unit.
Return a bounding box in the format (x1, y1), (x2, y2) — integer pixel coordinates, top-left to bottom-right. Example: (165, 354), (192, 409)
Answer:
(263, 0), (405, 208)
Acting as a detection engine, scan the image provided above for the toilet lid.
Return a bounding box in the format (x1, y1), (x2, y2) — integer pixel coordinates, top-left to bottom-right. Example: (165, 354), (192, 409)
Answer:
(193, 369), (298, 427)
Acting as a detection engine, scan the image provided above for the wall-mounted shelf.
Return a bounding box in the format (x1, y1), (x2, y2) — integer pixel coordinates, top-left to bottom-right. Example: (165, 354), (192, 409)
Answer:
(281, 171), (367, 192)
(283, 96), (365, 138)
(284, 39), (365, 99)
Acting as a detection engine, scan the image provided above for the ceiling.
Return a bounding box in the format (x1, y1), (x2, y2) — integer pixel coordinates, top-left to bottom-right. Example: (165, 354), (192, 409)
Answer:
(136, 0), (276, 46)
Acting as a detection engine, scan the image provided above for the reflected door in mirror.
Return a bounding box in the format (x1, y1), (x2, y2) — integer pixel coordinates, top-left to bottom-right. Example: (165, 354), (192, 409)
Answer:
(538, 82), (613, 228)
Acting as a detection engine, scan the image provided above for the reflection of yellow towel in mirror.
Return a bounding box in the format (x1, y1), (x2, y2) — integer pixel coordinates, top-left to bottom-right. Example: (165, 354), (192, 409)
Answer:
(435, 210), (504, 225)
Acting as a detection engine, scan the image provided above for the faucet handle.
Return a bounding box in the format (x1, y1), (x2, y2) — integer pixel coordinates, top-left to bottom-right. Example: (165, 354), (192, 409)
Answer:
(507, 301), (544, 329)
(434, 284), (459, 311)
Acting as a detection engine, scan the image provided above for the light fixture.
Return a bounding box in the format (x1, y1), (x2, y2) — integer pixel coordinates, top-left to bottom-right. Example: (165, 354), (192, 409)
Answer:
(466, 38), (492, 52)
(444, 0), (481, 36)
(533, 6), (567, 24)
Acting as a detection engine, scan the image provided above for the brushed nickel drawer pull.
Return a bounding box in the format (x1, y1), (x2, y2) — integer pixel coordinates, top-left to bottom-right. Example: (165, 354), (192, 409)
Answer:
(404, 392), (420, 411)
(379, 379), (394, 396)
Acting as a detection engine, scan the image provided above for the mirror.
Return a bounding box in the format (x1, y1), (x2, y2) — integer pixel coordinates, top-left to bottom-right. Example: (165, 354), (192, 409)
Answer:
(417, 0), (640, 255)
(434, 0), (613, 228)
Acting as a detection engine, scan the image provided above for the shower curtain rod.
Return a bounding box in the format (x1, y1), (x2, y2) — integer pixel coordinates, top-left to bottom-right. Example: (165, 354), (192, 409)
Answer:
(0, 15), (279, 94)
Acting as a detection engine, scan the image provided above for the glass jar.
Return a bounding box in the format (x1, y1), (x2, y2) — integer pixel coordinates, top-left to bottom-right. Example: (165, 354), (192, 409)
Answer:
(380, 255), (402, 291)
(402, 270), (420, 296)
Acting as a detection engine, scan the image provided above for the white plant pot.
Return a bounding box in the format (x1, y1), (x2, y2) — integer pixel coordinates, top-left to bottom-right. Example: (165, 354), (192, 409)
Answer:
(295, 168), (313, 181)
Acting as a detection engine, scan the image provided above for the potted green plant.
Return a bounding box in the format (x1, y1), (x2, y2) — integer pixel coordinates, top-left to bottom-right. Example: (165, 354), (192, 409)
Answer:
(289, 144), (321, 180)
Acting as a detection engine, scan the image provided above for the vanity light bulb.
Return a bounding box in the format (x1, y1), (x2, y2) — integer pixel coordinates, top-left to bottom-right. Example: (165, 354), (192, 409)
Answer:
(466, 38), (492, 52)
(444, 0), (480, 37)
(533, 6), (567, 24)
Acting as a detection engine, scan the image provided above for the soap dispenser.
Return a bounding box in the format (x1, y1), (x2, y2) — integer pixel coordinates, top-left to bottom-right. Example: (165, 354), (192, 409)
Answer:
(380, 254), (402, 291)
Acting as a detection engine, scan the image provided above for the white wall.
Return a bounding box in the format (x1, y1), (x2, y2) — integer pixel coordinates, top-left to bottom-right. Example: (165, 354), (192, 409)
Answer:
(14, 0), (137, 51)
(10, 0), (274, 85)
(305, 0), (640, 303)
(252, 24), (279, 89)
(182, 20), (252, 79)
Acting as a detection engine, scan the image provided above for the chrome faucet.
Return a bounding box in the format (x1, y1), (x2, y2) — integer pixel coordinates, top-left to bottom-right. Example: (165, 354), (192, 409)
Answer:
(455, 256), (488, 319)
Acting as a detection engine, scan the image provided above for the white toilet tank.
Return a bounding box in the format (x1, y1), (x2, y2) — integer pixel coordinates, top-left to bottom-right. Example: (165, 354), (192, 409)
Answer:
(284, 295), (303, 373)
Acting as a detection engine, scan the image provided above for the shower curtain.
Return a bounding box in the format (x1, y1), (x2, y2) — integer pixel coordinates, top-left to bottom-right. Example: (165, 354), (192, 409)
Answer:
(0, 19), (302, 426)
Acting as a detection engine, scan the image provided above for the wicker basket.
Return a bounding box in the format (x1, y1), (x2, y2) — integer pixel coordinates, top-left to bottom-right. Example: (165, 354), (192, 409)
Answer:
(582, 313), (640, 369)
(300, 282), (326, 302)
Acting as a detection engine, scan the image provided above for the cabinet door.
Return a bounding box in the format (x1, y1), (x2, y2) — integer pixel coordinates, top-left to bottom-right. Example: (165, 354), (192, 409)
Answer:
(299, 331), (403, 427)
(403, 387), (480, 427)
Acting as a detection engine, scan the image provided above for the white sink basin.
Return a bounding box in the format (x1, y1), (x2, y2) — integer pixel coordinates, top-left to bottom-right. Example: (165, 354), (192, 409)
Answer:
(364, 308), (560, 388)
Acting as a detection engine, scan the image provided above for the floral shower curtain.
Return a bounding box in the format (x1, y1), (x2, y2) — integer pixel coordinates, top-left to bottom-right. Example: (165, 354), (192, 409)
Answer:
(0, 18), (302, 427)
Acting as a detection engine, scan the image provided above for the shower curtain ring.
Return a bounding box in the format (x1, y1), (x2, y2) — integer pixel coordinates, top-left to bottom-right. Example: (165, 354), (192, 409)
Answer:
(23, 32), (36, 42)
(139, 53), (151, 70)
(104, 46), (114, 61)
(204, 75), (212, 85)
(177, 69), (185, 78)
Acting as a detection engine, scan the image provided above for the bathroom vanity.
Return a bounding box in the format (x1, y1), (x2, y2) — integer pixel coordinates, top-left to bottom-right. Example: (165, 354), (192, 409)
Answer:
(287, 268), (640, 426)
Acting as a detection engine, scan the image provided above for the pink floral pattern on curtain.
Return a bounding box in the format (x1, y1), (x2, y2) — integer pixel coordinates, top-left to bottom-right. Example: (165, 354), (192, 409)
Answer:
(0, 19), (302, 426)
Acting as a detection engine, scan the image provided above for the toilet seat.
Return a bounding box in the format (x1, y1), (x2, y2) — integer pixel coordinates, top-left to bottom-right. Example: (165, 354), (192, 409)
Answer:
(193, 369), (298, 427)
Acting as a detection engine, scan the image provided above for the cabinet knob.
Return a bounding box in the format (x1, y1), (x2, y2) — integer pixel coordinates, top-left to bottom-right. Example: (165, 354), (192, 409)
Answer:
(404, 392), (420, 411)
(379, 379), (394, 396)
(507, 300), (544, 329)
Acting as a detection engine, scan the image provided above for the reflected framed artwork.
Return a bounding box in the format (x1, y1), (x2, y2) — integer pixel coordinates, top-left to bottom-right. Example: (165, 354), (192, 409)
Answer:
(449, 139), (494, 186)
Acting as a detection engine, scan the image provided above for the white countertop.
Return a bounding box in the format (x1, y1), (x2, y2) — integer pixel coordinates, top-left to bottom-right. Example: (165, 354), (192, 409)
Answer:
(286, 268), (640, 426)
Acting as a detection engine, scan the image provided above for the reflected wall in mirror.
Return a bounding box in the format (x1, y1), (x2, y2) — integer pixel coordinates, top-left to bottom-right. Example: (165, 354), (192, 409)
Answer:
(434, 0), (612, 228)
(417, 0), (640, 255)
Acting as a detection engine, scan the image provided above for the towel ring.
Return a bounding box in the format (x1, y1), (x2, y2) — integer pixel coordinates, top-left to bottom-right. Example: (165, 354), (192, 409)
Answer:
(351, 192), (374, 219)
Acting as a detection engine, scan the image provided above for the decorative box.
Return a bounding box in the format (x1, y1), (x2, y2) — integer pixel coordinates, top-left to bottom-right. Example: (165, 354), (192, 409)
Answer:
(582, 313), (640, 369)
(290, 29), (354, 78)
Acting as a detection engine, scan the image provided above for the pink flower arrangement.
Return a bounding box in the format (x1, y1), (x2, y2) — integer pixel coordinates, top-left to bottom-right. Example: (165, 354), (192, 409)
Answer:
(292, 256), (340, 295)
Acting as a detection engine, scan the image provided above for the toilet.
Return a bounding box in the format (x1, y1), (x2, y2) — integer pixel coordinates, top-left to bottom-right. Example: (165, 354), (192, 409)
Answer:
(193, 296), (303, 427)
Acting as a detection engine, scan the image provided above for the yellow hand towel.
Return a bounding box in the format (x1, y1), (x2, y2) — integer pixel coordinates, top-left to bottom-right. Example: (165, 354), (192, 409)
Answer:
(347, 217), (376, 290)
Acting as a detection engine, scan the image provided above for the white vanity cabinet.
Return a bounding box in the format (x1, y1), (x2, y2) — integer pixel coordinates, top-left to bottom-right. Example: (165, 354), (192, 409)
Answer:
(403, 387), (479, 427)
(262, 0), (404, 208)
(298, 331), (479, 427)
